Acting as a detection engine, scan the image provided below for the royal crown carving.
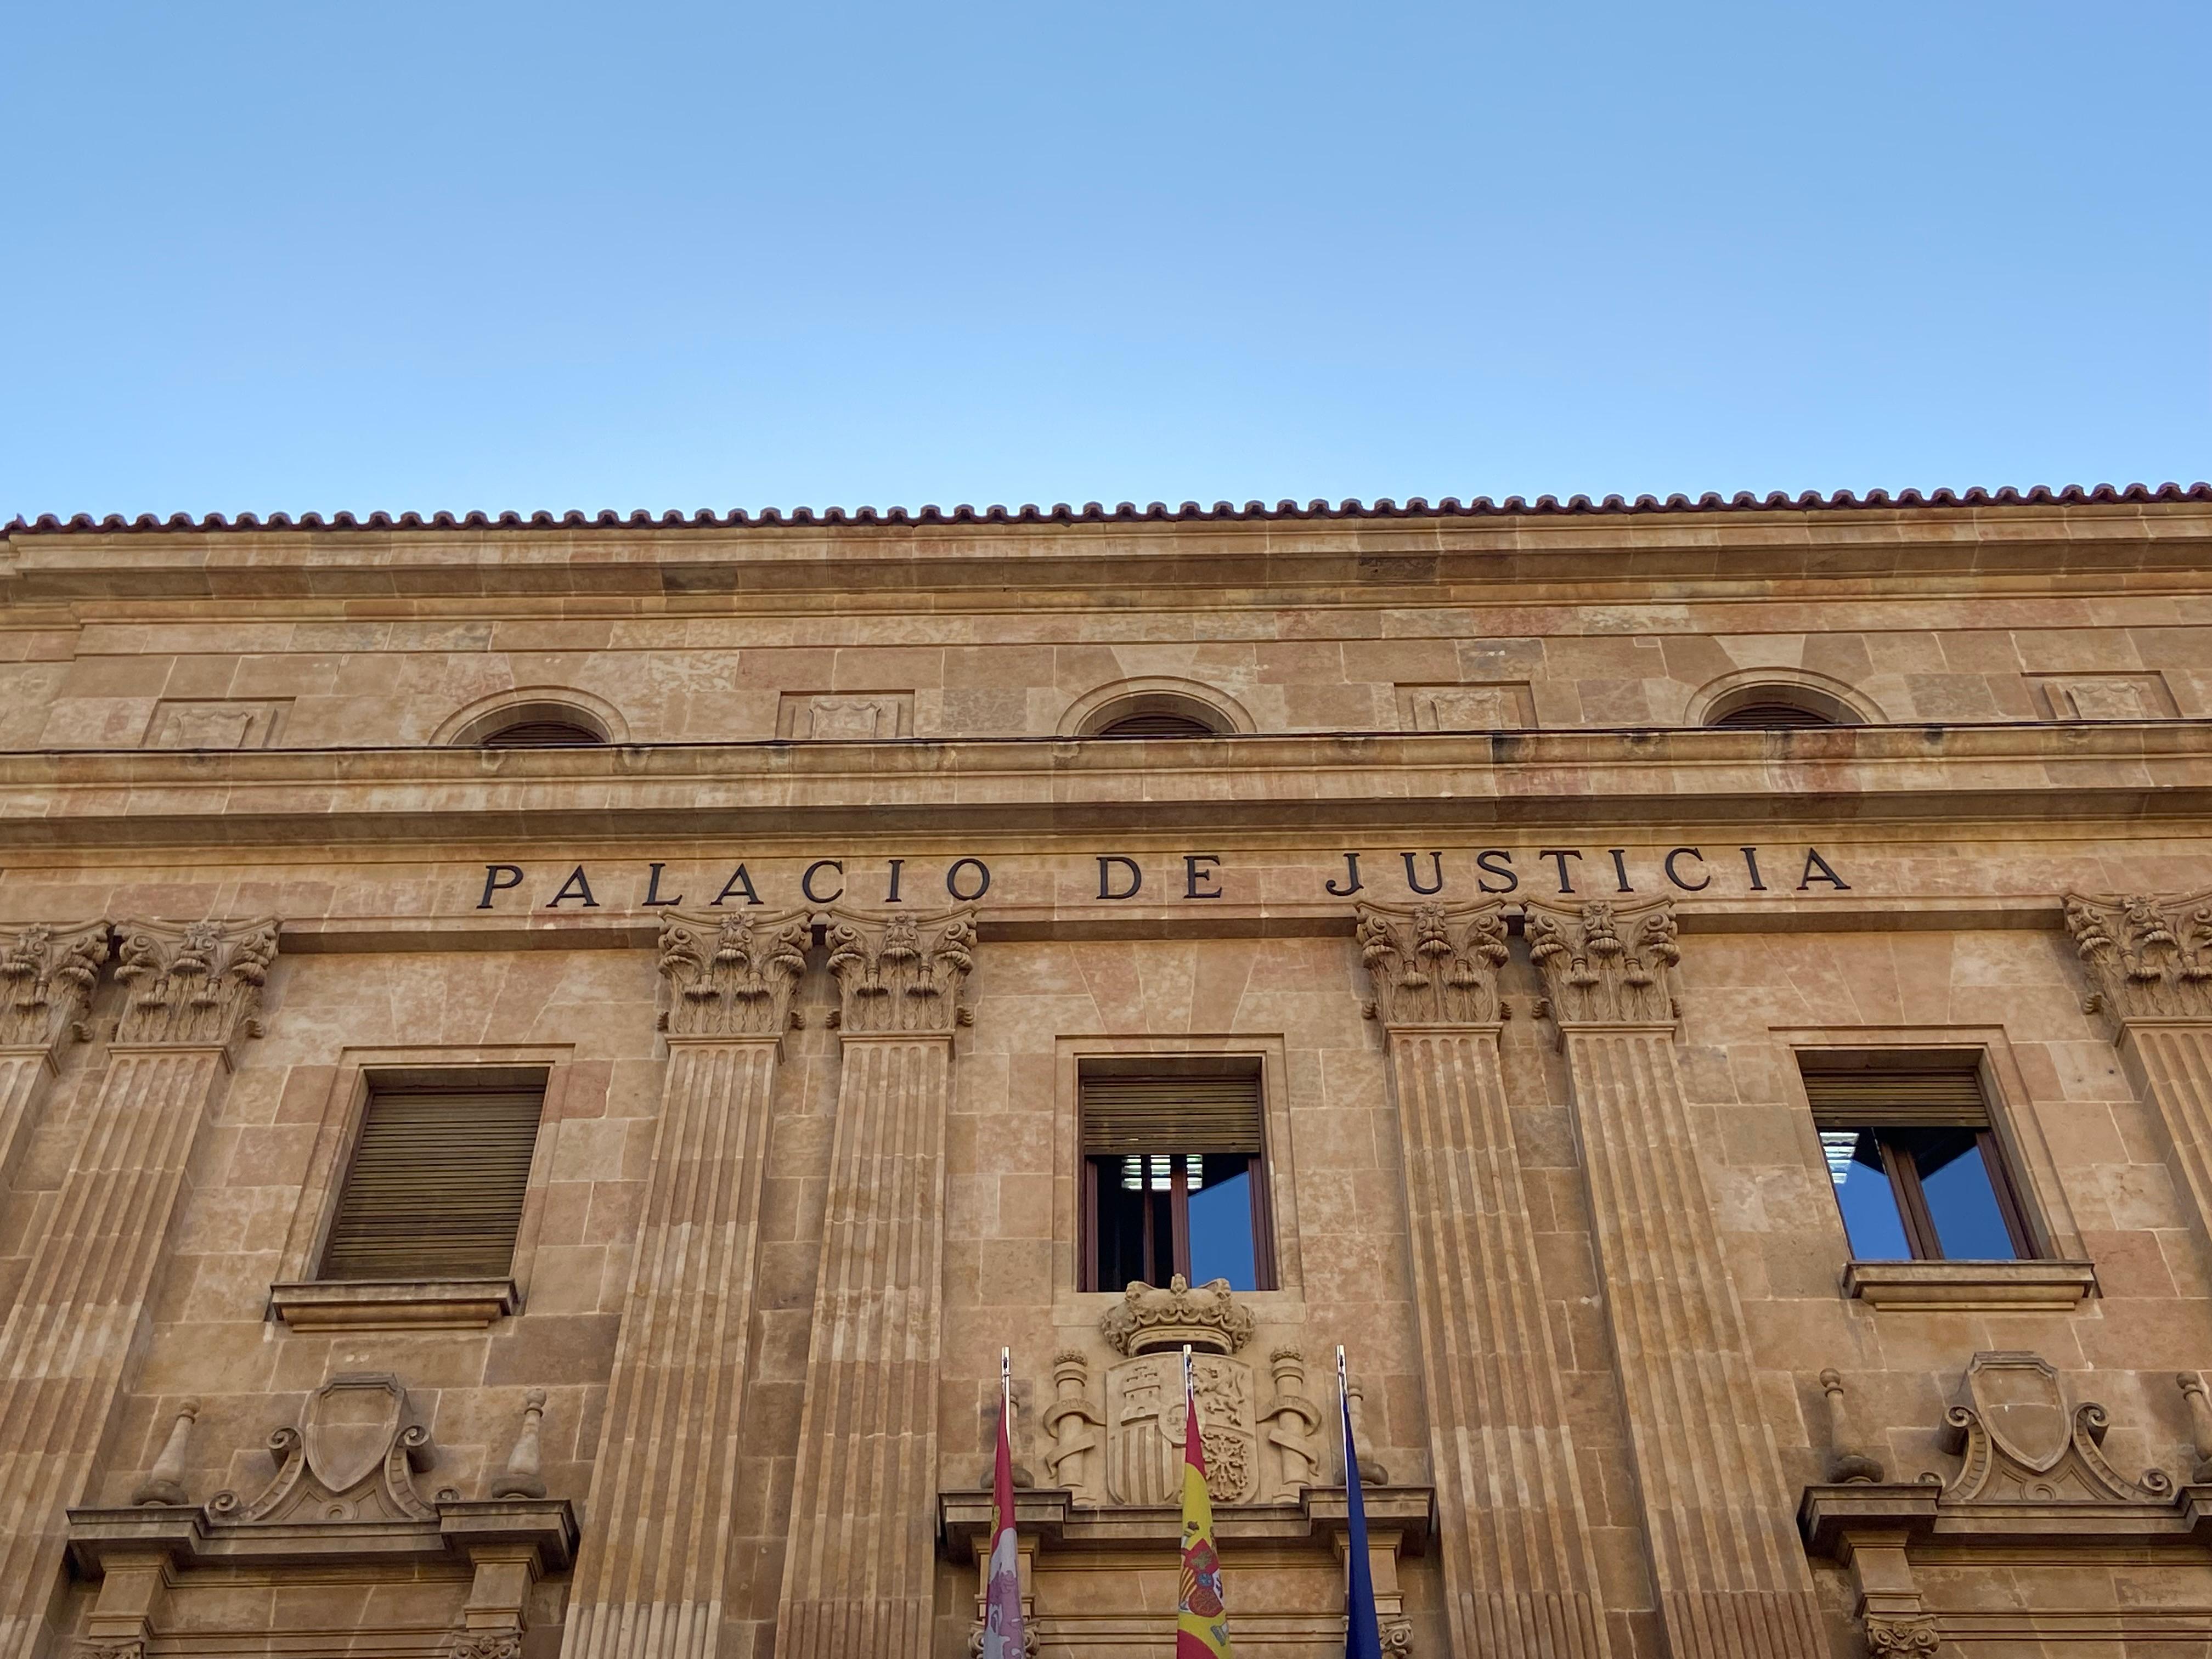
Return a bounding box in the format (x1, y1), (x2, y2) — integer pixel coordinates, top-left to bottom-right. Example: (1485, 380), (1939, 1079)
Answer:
(211, 1372), (443, 1525)
(657, 909), (810, 1037)
(1934, 1351), (2172, 1504)
(112, 916), (279, 1047)
(822, 906), (977, 1036)
(1098, 1274), (1255, 1357)
(0, 920), (110, 1050)
(2064, 889), (2212, 1020)
(1523, 897), (1681, 1026)
(1353, 900), (1508, 1025)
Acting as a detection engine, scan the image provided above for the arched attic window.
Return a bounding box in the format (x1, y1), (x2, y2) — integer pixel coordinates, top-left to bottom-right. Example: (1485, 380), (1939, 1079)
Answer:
(456, 701), (611, 748)
(1080, 692), (1235, 738)
(1704, 686), (1857, 730)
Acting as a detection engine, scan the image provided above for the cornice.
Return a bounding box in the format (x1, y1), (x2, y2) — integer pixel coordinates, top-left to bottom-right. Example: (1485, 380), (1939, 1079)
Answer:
(3, 493), (2209, 603)
(0, 723), (2205, 849)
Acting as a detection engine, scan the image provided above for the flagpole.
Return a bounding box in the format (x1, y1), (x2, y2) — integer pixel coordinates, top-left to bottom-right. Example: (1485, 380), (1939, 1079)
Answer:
(1001, 1345), (1012, 1432)
(1336, 1344), (1350, 1485)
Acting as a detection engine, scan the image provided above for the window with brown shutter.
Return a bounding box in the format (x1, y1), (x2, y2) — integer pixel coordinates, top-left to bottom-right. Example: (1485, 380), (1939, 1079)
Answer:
(319, 1080), (546, 1281)
(1802, 1057), (2036, 1262)
(1079, 1066), (1273, 1293)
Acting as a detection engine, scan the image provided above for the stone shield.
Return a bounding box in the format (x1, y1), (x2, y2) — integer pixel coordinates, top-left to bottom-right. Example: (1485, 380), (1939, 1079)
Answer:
(303, 1373), (408, 1495)
(1103, 1352), (1256, 1506)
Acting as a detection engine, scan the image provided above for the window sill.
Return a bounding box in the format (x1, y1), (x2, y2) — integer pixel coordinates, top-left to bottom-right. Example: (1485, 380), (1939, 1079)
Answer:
(1842, 1259), (2097, 1313)
(268, 1278), (520, 1331)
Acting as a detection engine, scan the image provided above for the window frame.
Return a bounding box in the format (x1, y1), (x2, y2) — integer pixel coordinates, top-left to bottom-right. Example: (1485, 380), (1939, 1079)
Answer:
(1074, 1058), (1280, 1294)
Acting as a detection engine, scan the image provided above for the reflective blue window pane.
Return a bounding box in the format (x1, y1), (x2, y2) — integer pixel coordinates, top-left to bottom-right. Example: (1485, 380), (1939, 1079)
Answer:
(1824, 1130), (1911, 1260)
(1188, 1161), (1257, 1291)
(1912, 1132), (2019, 1260)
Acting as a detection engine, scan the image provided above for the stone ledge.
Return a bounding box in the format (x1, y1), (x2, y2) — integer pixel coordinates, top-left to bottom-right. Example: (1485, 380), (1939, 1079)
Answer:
(66, 1497), (578, 1577)
(267, 1278), (520, 1331)
(938, 1485), (1434, 1556)
(1841, 1260), (2098, 1313)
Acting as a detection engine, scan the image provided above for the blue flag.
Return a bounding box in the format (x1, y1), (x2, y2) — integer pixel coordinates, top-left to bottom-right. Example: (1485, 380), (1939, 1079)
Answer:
(1341, 1369), (1384, 1659)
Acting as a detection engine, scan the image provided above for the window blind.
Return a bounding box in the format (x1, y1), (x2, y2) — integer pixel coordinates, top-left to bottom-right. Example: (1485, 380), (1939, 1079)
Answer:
(1802, 1065), (1988, 1129)
(482, 720), (602, 748)
(320, 1085), (545, 1280)
(1080, 1073), (1263, 1155)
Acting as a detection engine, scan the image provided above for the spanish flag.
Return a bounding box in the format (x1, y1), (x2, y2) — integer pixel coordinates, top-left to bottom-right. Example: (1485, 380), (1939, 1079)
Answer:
(1177, 1351), (1233, 1658)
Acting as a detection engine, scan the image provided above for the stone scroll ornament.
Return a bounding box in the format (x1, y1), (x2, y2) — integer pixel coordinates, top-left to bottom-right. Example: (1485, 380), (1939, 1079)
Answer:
(822, 905), (978, 1036)
(1522, 895), (1681, 1028)
(1353, 899), (1509, 1025)
(211, 1373), (448, 1526)
(2064, 889), (2212, 1019)
(1934, 1350), (2173, 1504)
(111, 916), (279, 1046)
(0, 921), (111, 1050)
(655, 908), (810, 1037)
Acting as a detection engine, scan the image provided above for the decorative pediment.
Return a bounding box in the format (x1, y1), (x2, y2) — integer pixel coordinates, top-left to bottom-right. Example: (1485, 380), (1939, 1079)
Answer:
(112, 916), (278, 1047)
(1522, 897), (1680, 1027)
(2064, 889), (2212, 1020)
(1098, 1274), (1254, 1357)
(1938, 1351), (2171, 1504)
(1353, 900), (1508, 1025)
(0, 920), (109, 1051)
(657, 909), (810, 1037)
(822, 906), (977, 1036)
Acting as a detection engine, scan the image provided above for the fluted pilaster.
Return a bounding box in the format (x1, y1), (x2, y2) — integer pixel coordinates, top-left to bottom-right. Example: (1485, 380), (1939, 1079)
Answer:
(1526, 898), (1821, 1659)
(0, 921), (110, 1190)
(775, 906), (974, 1659)
(563, 910), (809, 1659)
(0, 916), (275, 1659)
(1357, 900), (1610, 1659)
(2067, 890), (2212, 1259)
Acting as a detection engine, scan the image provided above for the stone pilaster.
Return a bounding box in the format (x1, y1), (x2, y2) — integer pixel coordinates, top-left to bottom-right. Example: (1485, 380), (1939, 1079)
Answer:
(562, 910), (811, 1659)
(1355, 900), (1611, 1659)
(1524, 898), (1823, 1659)
(775, 907), (975, 1659)
(0, 920), (110, 1190)
(2065, 890), (2212, 1260)
(0, 916), (276, 1659)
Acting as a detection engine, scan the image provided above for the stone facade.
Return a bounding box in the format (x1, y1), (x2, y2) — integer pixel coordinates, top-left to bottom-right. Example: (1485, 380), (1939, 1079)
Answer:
(2, 488), (2211, 1657)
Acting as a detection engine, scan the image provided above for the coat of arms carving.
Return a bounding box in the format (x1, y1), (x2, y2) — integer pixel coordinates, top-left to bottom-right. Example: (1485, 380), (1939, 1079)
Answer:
(1103, 1352), (1256, 1506)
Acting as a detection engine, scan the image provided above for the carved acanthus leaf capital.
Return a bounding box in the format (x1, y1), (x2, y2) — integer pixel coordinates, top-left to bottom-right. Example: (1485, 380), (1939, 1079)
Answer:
(2064, 889), (2212, 1020)
(822, 906), (977, 1036)
(0, 919), (110, 1051)
(1523, 897), (1680, 1027)
(112, 917), (278, 1047)
(1353, 900), (1508, 1025)
(1863, 1615), (1939, 1657)
(657, 909), (809, 1037)
(1099, 1274), (1255, 1357)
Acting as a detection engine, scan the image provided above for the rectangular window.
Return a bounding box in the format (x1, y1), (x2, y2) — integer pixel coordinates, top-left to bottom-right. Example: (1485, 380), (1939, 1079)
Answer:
(1803, 1059), (2035, 1262)
(319, 1078), (546, 1280)
(1080, 1068), (1273, 1293)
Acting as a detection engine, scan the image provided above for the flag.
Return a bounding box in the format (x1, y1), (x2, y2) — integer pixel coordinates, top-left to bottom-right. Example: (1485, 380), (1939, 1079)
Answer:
(1339, 1348), (1384, 1659)
(979, 1367), (1026, 1659)
(1178, 1355), (1233, 1658)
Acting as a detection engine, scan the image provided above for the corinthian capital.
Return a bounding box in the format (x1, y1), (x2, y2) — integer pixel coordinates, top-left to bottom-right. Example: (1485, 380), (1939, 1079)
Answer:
(112, 917), (279, 1047)
(0, 921), (111, 1052)
(2064, 889), (2212, 1021)
(1352, 899), (1508, 1026)
(821, 906), (976, 1036)
(1522, 896), (1680, 1026)
(657, 909), (810, 1038)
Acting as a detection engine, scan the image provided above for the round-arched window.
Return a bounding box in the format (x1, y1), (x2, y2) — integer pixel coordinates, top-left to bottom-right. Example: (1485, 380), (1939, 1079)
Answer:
(1078, 690), (1235, 738)
(1704, 687), (1856, 729)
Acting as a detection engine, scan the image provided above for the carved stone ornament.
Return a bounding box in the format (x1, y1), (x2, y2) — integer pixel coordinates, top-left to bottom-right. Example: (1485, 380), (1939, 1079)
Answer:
(1863, 1615), (1940, 1657)
(70, 1643), (145, 1659)
(0, 921), (110, 1050)
(1104, 1348), (1258, 1506)
(1042, 1350), (1105, 1499)
(1098, 1274), (1255, 1358)
(210, 1373), (441, 1525)
(1259, 1347), (1322, 1498)
(822, 905), (977, 1036)
(450, 1638), (523, 1659)
(112, 916), (279, 1047)
(1936, 1351), (2173, 1503)
(1523, 897), (1681, 1027)
(657, 909), (809, 1037)
(1353, 900), (1508, 1025)
(2064, 889), (2212, 1020)
(967, 1618), (1040, 1659)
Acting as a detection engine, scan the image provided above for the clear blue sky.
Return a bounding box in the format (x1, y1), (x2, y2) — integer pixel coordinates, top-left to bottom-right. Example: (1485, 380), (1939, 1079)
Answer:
(6, 2), (2206, 520)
